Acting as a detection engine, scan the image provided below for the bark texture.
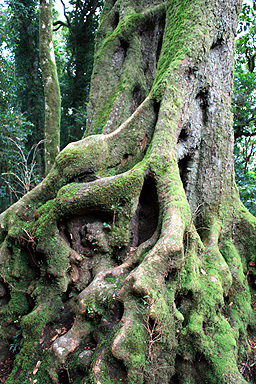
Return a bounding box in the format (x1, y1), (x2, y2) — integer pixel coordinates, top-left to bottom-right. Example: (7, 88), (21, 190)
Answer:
(0, 0), (256, 383)
(39, 0), (61, 175)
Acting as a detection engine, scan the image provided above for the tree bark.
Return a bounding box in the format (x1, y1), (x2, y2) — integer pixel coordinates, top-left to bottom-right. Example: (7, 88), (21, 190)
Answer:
(39, 0), (61, 175)
(0, 0), (256, 383)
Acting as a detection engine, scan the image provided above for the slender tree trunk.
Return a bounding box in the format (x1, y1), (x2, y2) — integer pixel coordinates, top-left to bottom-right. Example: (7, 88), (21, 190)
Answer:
(39, 0), (61, 175)
(0, 0), (255, 383)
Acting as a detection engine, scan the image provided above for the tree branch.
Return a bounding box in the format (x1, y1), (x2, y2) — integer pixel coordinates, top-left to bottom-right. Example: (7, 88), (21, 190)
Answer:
(53, 20), (69, 31)
(60, 0), (73, 31)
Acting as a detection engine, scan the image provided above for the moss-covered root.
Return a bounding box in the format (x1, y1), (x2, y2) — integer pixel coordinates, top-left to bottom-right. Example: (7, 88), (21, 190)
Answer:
(104, 168), (190, 382)
(105, 208), (252, 384)
(176, 220), (251, 384)
(50, 266), (128, 382)
(0, 93), (156, 237)
(4, 290), (64, 384)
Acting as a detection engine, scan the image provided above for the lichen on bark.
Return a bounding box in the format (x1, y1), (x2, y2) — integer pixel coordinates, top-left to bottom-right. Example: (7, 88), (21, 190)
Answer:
(39, 0), (61, 175)
(0, 0), (255, 383)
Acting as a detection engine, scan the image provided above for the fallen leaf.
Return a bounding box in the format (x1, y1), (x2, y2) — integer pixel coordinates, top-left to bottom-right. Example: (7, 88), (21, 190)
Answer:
(200, 268), (206, 275)
(140, 135), (148, 150)
(32, 361), (41, 375)
(50, 334), (59, 342)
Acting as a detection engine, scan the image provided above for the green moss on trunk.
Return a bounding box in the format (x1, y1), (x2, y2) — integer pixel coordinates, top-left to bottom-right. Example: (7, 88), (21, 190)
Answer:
(39, 0), (61, 175)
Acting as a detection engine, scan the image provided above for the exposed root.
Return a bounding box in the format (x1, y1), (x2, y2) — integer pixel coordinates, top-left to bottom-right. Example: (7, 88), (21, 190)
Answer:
(52, 318), (92, 364)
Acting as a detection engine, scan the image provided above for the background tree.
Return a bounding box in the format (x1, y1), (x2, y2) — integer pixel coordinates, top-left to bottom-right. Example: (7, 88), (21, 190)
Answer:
(39, 0), (61, 175)
(0, 0), (255, 383)
(5, 0), (45, 170)
(0, 0), (102, 211)
(0, 3), (37, 211)
(54, 0), (103, 147)
(233, 1), (256, 215)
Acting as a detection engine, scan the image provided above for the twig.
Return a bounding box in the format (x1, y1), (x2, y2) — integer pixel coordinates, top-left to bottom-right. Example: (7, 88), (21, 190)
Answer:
(1, 138), (44, 201)
(0, 273), (26, 293)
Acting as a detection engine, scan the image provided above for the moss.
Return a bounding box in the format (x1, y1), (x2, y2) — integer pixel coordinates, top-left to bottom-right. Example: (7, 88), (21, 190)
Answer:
(53, 167), (144, 219)
(234, 206), (256, 264)
(5, 341), (57, 384)
(7, 292), (30, 319)
(179, 311), (240, 383)
(21, 306), (48, 340)
(153, 0), (211, 92)
(90, 87), (126, 133)
(97, 10), (144, 56)
(122, 320), (146, 384)
(81, 282), (118, 318)
(220, 239), (252, 337)
(176, 216), (250, 381)
(55, 135), (110, 179)
(108, 221), (130, 249)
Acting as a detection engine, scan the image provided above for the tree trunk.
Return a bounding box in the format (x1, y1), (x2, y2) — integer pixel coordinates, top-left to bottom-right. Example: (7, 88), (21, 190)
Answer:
(39, 0), (61, 175)
(0, 0), (255, 383)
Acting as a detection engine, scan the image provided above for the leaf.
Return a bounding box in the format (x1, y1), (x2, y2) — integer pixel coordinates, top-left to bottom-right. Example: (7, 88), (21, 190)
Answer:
(32, 367), (38, 375)
(50, 334), (59, 342)
(32, 361), (41, 375)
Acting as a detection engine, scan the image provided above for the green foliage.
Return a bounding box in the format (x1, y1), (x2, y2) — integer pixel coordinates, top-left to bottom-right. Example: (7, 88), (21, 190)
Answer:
(4, 0), (45, 150)
(236, 2), (256, 68)
(233, 2), (256, 216)
(9, 330), (22, 356)
(233, 65), (256, 139)
(0, 0), (103, 212)
(0, 1), (45, 212)
(234, 159), (256, 216)
(0, 38), (42, 212)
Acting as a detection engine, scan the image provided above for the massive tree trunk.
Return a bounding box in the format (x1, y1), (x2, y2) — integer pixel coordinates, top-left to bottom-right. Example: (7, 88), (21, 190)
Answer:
(0, 0), (255, 383)
(39, 0), (61, 175)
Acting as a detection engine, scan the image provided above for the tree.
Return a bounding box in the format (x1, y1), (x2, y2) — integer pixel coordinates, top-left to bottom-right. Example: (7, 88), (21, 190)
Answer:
(0, 4), (39, 212)
(54, 0), (103, 147)
(39, 0), (61, 175)
(0, 0), (255, 383)
(5, 0), (45, 171)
